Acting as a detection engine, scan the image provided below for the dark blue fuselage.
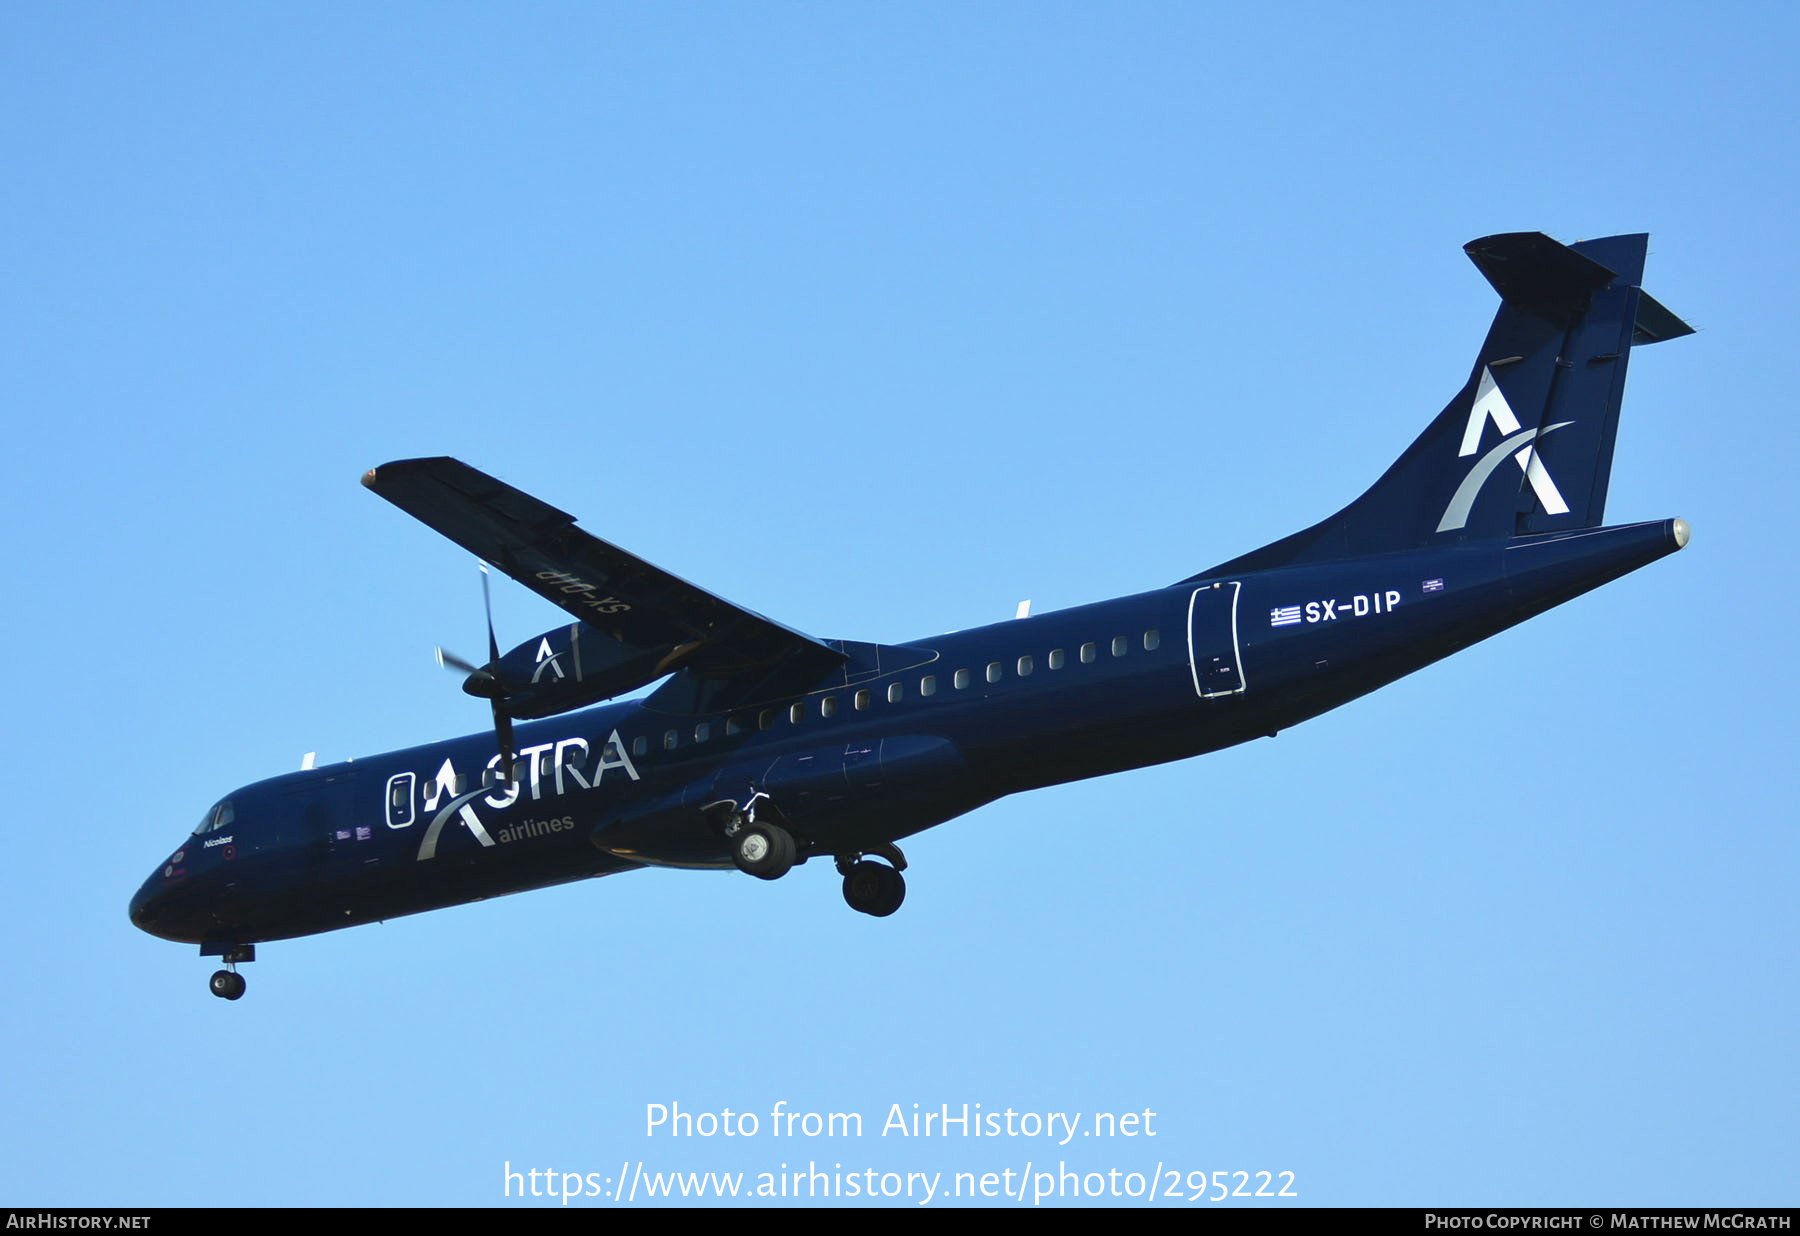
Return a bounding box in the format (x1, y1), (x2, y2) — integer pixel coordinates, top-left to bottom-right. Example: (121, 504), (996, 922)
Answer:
(129, 518), (1684, 950)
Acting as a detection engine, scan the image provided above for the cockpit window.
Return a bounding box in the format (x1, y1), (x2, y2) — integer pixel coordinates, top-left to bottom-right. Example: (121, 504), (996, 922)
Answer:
(192, 800), (235, 835)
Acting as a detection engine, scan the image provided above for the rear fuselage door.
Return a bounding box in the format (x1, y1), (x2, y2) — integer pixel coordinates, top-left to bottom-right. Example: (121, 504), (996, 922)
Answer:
(1187, 582), (1245, 698)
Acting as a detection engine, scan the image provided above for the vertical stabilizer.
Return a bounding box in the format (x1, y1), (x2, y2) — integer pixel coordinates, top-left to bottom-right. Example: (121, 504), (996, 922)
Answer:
(1189, 232), (1691, 581)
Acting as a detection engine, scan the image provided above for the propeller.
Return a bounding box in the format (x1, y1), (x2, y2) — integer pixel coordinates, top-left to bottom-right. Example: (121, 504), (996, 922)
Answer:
(435, 563), (517, 783)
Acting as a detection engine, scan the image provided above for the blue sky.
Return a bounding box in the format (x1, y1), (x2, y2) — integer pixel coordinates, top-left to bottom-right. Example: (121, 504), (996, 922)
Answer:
(4, 2), (1794, 1208)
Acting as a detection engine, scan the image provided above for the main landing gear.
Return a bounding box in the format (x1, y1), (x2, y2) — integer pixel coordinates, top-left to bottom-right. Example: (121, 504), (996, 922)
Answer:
(203, 943), (254, 1001)
(839, 853), (906, 917)
(717, 789), (909, 917)
(731, 822), (798, 881)
(732, 828), (907, 916)
(717, 790), (803, 881)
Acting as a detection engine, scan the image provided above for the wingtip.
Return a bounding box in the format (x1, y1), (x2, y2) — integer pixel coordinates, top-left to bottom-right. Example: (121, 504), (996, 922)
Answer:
(362, 458), (468, 490)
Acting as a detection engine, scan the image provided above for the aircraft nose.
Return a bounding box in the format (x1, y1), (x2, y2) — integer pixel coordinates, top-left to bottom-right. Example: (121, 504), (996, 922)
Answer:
(129, 857), (207, 944)
(130, 872), (175, 939)
(128, 878), (158, 933)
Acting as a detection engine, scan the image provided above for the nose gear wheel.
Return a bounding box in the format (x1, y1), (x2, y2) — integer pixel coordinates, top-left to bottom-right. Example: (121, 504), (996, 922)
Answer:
(208, 969), (246, 1000)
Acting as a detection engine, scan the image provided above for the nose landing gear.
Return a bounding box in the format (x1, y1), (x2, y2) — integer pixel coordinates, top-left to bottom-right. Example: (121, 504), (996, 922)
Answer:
(202, 943), (255, 1001)
(208, 969), (246, 1000)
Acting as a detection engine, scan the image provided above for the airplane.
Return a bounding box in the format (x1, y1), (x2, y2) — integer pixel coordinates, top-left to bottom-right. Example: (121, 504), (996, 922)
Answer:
(131, 231), (1693, 1000)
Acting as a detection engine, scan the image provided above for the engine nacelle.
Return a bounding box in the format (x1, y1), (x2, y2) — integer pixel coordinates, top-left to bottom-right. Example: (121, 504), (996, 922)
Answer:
(469, 623), (693, 719)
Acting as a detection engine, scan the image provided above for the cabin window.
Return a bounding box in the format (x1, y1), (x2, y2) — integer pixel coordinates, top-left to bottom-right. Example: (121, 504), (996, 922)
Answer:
(855, 689), (870, 711)
(954, 668), (971, 689)
(1080, 642), (1097, 664)
(986, 661), (1004, 683)
(790, 702), (805, 724)
(1112, 635), (1129, 657)
(554, 748), (583, 785)
(1144, 629), (1161, 651)
(385, 774), (415, 829)
(1049, 648), (1065, 669)
(423, 775), (462, 801)
(663, 729), (679, 751)
(694, 722), (710, 743)
(1017, 655), (1034, 677)
(758, 709), (776, 731)
(887, 682), (904, 703)
(632, 735), (649, 757)
(920, 675), (937, 697)
(821, 695), (838, 718)
(725, 716), (743, 736)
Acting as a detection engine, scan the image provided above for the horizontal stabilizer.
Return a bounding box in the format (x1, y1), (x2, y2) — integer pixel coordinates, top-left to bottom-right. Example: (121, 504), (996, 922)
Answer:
(1465, 232), (1618, 323)
(364, 458), (845, 691)
(1632, 291), (1695, 345)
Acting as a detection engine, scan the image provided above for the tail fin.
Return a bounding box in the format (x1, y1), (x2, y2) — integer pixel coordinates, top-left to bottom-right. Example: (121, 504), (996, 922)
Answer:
(1192, 232), (1692, 580)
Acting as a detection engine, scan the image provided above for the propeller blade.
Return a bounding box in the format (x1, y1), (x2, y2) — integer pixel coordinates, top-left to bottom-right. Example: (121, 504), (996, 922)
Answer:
(437, 561), (515, 781)
(492, 703), (516, 783)
(435, 646), (482, 676)
(481, 562), (500, 665)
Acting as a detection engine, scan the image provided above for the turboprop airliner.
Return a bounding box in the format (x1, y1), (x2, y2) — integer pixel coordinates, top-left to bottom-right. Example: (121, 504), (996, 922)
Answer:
(131, 231), (1693, 1000)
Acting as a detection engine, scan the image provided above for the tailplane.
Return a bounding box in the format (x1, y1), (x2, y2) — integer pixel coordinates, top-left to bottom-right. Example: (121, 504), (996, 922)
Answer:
(1191, 232), (1691, 580)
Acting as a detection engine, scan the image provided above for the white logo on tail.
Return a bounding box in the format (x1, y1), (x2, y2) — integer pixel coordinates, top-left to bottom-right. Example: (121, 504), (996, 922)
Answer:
(1437, 367), (1572, 532)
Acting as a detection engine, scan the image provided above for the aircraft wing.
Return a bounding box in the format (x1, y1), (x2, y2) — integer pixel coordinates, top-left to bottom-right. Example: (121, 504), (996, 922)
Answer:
(362, 457), (845, 683)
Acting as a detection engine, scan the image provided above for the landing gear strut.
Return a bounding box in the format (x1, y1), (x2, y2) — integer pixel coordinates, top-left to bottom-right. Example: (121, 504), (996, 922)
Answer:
(837, 846), (907, 917)
(203, 943), (254, 1001)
